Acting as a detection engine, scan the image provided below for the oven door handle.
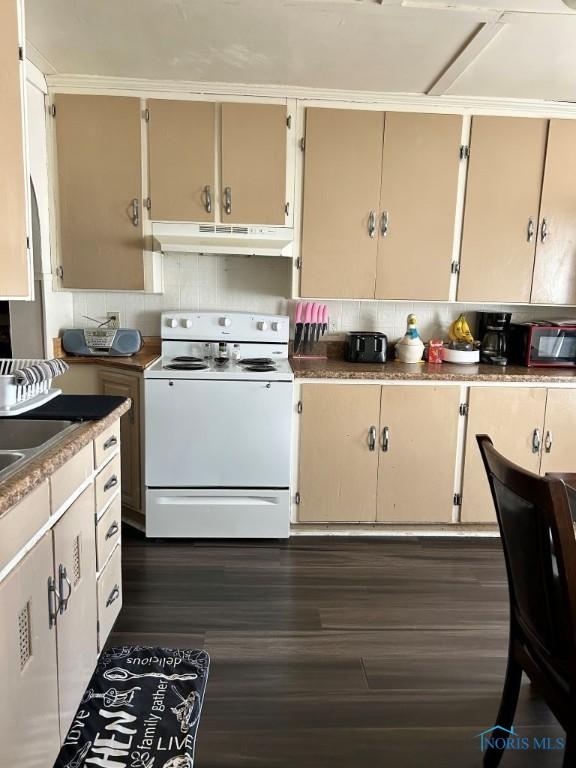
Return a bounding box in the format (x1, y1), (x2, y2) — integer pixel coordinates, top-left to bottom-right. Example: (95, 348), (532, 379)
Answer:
(155, 495), (278, 506)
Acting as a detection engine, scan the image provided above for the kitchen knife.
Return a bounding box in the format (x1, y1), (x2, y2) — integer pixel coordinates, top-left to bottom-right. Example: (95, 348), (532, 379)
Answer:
(303, 303), (312, 353)
(310, 303), (319, 352)
(321, 304), (328, 336)
(315, 304), (324, 343)
(293, 302), (304, 354)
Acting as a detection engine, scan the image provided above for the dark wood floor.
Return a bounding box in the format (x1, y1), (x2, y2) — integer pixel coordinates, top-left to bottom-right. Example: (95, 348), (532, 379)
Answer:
(109, 531), (564, 767)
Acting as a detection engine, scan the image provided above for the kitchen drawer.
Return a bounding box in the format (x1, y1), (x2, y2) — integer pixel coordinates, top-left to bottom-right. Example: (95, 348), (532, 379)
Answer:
(96, 493), (121, 572)
(0, 481), (50, 572)
(94, 420), (120, 469)
(97, 543), (122, 652)
(51, 443), (94, 513)
(95, 453), (121, 516)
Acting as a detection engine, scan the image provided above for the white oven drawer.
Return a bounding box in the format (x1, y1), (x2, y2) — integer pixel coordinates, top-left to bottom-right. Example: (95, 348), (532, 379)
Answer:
(145, 379), (292, 487)
(146, 488), (290, 538)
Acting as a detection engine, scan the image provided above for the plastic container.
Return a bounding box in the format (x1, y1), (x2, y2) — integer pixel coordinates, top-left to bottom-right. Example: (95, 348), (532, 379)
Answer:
(441, 347), (480, 365)
(0, 359), (61, 415)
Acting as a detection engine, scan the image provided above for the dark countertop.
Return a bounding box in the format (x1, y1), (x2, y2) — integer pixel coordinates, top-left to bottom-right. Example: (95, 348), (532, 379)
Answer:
(290, 357), (576, 383)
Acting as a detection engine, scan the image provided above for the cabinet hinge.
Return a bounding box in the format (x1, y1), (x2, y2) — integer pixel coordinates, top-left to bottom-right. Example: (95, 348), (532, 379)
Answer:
(295, 492), (301, 505)
(285, 202), (290, 216)
(48, 103), (56, 118)
(459, 403), (469, 416)
(143, 108), (150, 122)
(18, 46), (23, 61)
(299, 137), (305, 152)
(453, 493), (462, 506)
(460, 145), (470, 160)
(26, 236), (30, 250)
(55, 265), (64, 279)
(297, 400), (303, 414)
(287, 115), (292, 129)
(144, 197), (152, 211)
(451, 261), (460, 275)
(295, 257), (302, 270)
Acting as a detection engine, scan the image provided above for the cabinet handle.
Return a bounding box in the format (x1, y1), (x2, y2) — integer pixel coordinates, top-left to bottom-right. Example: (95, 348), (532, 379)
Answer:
(103, 435), (118, 451)
(532, 428), (542, 454)
(381, 426), (390, 452)
(541, 218), (549, 243)
(545, 430), (553, 454)
(104, 475), (118, 493)
(380, 211), (389, 237)
(47, 576), (60, 629)
(224, 186), (232, 215)
(368, 210), (376, 238)
(106, 585), (121, 608)
(58, 564), (72, 614)
(105, 520), (120, 540)
(527, 217), (535, 243)
(131, 198), (140, 227)
(368, 426), (377, 451)
(203, 185), (212, 214)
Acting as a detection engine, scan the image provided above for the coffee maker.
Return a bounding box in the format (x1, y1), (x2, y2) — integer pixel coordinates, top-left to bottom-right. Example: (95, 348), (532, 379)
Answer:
(477, 312), (512, 365)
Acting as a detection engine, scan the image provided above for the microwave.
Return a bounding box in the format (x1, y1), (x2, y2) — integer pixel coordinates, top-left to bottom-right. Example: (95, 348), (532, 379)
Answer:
(508, 322), (576, 367)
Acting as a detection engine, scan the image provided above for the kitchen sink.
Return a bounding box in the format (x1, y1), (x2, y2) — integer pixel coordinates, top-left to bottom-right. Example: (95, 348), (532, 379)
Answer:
(0, 419), (79, 483)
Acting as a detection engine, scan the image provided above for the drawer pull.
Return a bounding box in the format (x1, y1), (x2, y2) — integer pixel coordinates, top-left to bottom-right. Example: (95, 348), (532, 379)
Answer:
(58, 564), (72, 614)
(105, 520), (120, 540)
(368, 425), (377, 451)
(103, 475), (118, 493)
(532, 428), (541, 454)
(47, 576), (60, 629)
(106, 585), (120, 608)
(103, 435), (118, 451)
(381, 426), (390, 452)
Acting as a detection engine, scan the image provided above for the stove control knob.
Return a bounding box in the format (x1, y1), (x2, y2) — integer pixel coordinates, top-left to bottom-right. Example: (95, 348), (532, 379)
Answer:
(181, 318), (192, 328)
(220, 317), (231, 328)
(166, 317), (178, 328)
(257, 321), (269, 331)
(271, 321), (281, 332)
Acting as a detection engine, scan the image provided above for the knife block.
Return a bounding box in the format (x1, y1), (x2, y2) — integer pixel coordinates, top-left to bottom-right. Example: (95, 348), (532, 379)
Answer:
(290, 341), (328, 359)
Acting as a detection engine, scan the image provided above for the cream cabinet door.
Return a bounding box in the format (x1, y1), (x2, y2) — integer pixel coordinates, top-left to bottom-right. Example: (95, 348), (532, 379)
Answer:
(300, 108), (384, 299)
(221, 102), (287, 225)
(53, 484), (97, 738)
(457, 116), (547, 303)
(376, 385), (460, 523)
(540, 389), (576, 475)
(54, 94), (144, 290)
(0, 534), (60, 767)
(375, 113), (462, 301)
(0, 0), (30, 298)
(531, 120), (576, 305)
(148, 99), (215, 222)
(461, 387), (546, 523)
(298, 384), (381, 522)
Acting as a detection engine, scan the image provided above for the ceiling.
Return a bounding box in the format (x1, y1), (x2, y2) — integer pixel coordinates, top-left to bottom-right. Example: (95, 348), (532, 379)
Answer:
(25, 0), (576, 101)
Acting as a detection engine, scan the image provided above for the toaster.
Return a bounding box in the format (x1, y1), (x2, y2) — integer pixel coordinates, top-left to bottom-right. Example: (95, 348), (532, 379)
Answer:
(345, 332), (387, 363)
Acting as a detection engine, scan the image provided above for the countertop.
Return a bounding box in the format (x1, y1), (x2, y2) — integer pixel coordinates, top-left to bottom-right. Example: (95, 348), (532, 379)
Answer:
(0, 399), (131, 518)
(290, 357), (576, 383)
(53, 337), (161, 372)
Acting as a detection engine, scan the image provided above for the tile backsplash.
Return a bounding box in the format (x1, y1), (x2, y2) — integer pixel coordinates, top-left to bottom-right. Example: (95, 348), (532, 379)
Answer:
(70, 254), (573, 342)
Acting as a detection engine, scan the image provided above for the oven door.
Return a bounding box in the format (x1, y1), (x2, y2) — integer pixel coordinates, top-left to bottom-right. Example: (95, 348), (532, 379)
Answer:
(145, 378), (292, 487)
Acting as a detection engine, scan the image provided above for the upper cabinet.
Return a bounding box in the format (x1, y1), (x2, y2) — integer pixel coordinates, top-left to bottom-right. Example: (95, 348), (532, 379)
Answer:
(54, 94), (145, 290)
(148, 99), (216, 223)
(531, 119), (576, 305)
(458, 116), (548, 304)
(300, 107), (462, 300)
(0, 0), (31, 299)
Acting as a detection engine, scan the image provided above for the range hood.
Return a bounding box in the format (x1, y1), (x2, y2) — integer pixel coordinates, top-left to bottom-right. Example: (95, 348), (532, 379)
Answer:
(152, 223), (294, 257)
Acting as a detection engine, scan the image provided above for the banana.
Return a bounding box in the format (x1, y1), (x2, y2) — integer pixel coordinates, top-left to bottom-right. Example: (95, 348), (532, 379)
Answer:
(448, 314), (474, 344)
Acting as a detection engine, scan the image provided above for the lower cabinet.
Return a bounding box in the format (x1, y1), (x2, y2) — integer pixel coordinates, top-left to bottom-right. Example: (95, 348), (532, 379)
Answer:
(297, 383), (460, 524)
(0, 534), (61, 767)
(538, 388), (576, 475)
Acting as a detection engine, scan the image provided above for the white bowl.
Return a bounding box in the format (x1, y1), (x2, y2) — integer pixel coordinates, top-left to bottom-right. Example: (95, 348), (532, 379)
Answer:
(441, 347), (480, 365)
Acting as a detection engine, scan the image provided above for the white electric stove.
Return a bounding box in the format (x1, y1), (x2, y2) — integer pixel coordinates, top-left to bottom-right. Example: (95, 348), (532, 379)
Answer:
(144, 311), (293, 538)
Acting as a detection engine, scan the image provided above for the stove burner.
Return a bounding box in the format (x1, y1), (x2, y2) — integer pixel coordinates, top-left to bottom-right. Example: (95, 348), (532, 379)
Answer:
(239, 358), (274, 366)
(244, 364), (277, 372)
(172, 356), (204, 363)
(213, 357), (230, 366)
(165, 362), (209, 371)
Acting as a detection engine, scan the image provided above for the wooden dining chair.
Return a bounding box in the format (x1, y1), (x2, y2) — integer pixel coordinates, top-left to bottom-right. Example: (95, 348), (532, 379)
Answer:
(476, 435), (576, 767)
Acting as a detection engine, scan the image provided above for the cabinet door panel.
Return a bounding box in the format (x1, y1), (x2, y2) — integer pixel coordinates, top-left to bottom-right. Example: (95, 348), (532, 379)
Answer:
(376, 113), (462, 301)
(221, 102), (287, 225)
(531, 120), (576, 305)
(148, 99), (215, 222)
(298, 384), (380, 522)
(55, 94), (144, 290)
(461, 387), (546, 523)
(300, 108), (384, 299)
(99, 370), (141, 510)
(0, 0), (29, 297)
(0, 534), (60, 767)
(458, 116), (547, 303)
(376, 386), (460, 523)
(53, 484), (97, 738)
(540, 389), (576, 474)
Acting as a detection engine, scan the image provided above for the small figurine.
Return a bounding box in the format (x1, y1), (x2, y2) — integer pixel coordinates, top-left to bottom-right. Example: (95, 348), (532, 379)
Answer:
(395, 313), (425, 364)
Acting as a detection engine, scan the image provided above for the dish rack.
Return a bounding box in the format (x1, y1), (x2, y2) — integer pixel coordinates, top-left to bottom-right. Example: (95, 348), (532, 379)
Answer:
(0, 359), (62, 416)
